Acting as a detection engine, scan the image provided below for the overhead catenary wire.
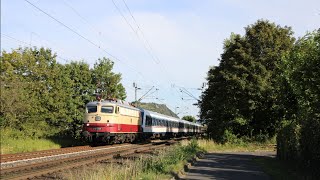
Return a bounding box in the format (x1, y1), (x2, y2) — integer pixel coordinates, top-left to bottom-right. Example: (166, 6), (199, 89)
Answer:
(25, 0), (165, 105)
(24, 0), (146, 80)
(121, 0), (175, 80)
(1, 33), (69, 63)
(112, 0), (181, 105)
(114, 0), (175, 84)
(61, 0), (103, 45)
(23, 0), (195, 114)
(121, 0), (161, 64)
(54, 0), (170, 102)
(111, 0), (159, 65)
(58, 0), (161, 89)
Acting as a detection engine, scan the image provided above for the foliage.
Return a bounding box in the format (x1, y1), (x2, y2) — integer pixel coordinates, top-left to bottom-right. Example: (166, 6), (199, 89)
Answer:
(254, 157), (306, 180)
(200, 20), (296, 142)
(137, 102), (179, 118)
(63, 61), (94, 137)
(0, 47), (126, 139)
(65, 140), (201, 180)
(277, 121), (301, 160)
(92, 58), (126, 100)
(182, 115), (196, 122)
(193, 139), (275, 153)
(283, 30), (320, 175)
(0, 128), (84, 154)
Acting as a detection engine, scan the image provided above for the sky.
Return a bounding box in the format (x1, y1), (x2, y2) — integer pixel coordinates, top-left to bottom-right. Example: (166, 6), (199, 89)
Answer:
(1, 0), (319, 118)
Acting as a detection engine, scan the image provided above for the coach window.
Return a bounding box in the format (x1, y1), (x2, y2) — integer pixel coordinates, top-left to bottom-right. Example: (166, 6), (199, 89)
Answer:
(146, 115), (152, 126)
(87, 106), (97, 113)
(101, 106), (114, 113)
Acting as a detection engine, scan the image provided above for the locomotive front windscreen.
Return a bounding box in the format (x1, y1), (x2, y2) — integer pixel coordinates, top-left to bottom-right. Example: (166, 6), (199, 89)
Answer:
(87, 106), (97, 113)
(101, 106), (114, 113)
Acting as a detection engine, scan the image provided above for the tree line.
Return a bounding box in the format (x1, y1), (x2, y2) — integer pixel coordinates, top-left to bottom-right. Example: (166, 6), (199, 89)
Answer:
(0, 47), (126, 138)
(200, 20), (319, 174)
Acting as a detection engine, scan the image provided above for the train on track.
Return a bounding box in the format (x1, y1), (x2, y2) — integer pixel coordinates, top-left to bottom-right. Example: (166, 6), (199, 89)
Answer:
(82, 97), (204, 144)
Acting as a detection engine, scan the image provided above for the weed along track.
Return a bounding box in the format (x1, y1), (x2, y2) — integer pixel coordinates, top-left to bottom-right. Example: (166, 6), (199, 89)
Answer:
(0, 139), (183, 179)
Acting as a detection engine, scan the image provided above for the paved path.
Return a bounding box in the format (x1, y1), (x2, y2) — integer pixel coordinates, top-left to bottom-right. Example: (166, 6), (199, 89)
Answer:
(183, 151), (275, 180)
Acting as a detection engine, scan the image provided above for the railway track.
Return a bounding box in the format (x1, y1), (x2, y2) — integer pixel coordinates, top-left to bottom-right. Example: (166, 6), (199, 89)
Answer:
(0, 139), (183, 180)
(0, 145), (94, 163)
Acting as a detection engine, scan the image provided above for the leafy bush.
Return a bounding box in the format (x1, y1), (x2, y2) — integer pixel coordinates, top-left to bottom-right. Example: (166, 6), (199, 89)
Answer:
(300, 115), (320, 175)
(220, 129), (245, 144)
(66, 140), (201, 180)
(253, 131), (270, 143)
(276, 122), (301, 160)
(143, 139), (199, 174)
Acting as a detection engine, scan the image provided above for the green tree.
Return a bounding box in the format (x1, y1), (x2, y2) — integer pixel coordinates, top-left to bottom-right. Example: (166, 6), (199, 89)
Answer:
(1, 47), (128, 139)
(91, 58), (126, 100)
(0, 47), (69, 137)
(63, 61), (94, 137)
(182, 115), (196, 122)
(284, 30), (320, 172)
(200, 20), (295, 141)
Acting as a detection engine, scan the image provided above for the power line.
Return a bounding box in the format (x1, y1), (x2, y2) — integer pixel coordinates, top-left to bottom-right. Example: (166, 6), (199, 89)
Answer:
(116, 0), (175, 85)
(61, 0), (103, 44)
(24, 0), (146, 79)
(23, 0), (184, 112)
(58, 0), (163, 93)
(24, 0), (101, 53)
(111, 0), (159, 65)
(121, 0), (161, 64)
(1, 33), (69, 62)
(2, 34), (29, 46)
(112, 0), (179, 104)
(58, 0), (169, 95)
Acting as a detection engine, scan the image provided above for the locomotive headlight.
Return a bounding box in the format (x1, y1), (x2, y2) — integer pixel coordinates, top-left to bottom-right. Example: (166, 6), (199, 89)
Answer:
(95, 116), (101, 121)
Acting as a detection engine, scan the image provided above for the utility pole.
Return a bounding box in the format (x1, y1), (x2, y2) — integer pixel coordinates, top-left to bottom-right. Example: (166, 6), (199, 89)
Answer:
(133, 82), (141, 106)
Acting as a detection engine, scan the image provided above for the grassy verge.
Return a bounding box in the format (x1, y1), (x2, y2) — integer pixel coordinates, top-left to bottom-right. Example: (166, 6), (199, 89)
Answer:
(1, 129), (84, 154)
(65, 139), (201, 180)
(64, 139), (275, 180)
(198, 139), (276, 152)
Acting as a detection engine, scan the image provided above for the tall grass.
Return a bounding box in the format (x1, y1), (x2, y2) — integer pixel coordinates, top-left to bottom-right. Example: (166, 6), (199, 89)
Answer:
(1, 138), (63, 154)
(64, 139), (275, 180)
(0, 128), (83, 154)
(65, 139), (201, 180)
(197, 139), (276, 152)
